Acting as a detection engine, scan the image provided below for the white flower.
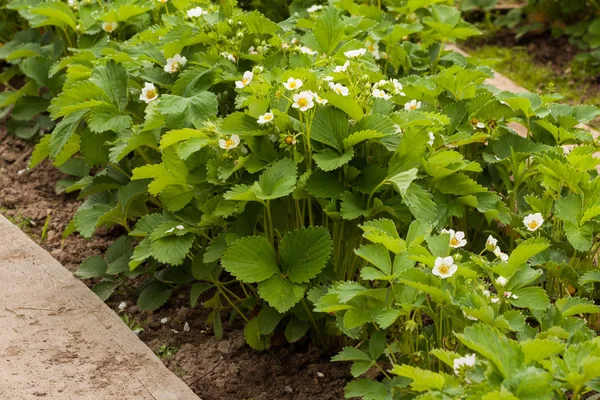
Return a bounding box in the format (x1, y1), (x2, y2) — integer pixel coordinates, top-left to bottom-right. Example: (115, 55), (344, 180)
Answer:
(164, 54), (187, 73)
(68, 0), (77, 8)
(428, 132), (435, 146)
(394, 124), (402, 134)
(220, 52), (237, 63)
(504, 291), (518, 299)
(307, 4), (323, 12)
(344, 48), (367, 58)
(476, 122), (486, 129)
(281, 42), (290, 49)
(442, 229), (467, 248)
(453, 354), (476, 375)
(314, 93), (328, 105)
(118, 302), (127, 311)
(391, 78), (405, 95)
(404, 99), (421, 111)
(322, 76), (334, 82)
(333, 61), (349, 73)
(496, 276), (508, 287)
(160, 317), (168, 324)
(329, 82), (349, 96)
(102, 21), (117, 33)
(235, 71), (253, 89)
(187, 6), (207, 17)
(300, 46), (317, 55)
(523, 213), (544, 232)
(139, 82), (158, 103)
(482, 289), (491, 297)
(292, 90), (315, 111)
(176, 225), (184, 230)
(248, 46), (258, 55)
(372, 88), (391, 100)
(257, 111), (274, 124)
(486, 235), (498, 250)
(491, 297), (500, 304)
(183, 321), (190, 332)
(219, 134), (241, 150)
(283, 77), (303, 90)
(493, 246), (509, 262)
(432, 256), (458, 279)
(365, 40), (379, 54)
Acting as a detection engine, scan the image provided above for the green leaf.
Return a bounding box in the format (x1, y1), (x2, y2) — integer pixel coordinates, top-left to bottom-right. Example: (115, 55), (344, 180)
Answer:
(253, 158), (297, 200)
(390, 365), (446, 392)
(564, 222), (594, 252)
(456, 323), (523, 379)
(29, 1), (77, 30)
(280, 227), (333, 283)
(520, 339), (565, 364)
(332, 347), (372, 362)
(257, 274), (306, 313)
(344, 379), (391, 400)
(313, 148), (354, 171)
(158, 92), (217, 129)
(555, 297), (600, 317)
(305, 170), (345, 199)
(87, 105), (132, 133)
(221, 236), (279, 283)
(310, 106), (349, 152)
(284, 318), (311, 343)
(343, 130), (384, 149)
(387, 168), (418, 196)
(190, 283), (212, 308)
(360, 219), (404, 254)
(150, 233), (195, 266)
(92, 281), (119, 302)
(502, 238), (550, 277)
(137, 281), (173, 311)
(243, 11), (281, 35)
(510, 287), (550, 310)
(75, 256), (107, 279)
(311, 7), (345, 55)
(555, 194), (582, 225)
(403, 183), (437, 222)
(321, 91), (364, 121)
(244, 317), (270, 351)
(49, 109), (87, 158)
(354, 244), (392, 275)
(89, 61), (128, 111)
(256, 306), (284, 335)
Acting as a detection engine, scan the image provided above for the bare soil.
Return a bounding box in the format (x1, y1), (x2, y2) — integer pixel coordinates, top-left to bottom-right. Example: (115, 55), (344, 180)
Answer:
(0, 132), (351, 399)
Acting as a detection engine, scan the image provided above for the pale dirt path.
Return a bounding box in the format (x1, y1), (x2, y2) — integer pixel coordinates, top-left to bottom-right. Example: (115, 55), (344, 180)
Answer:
(0, 215), (199, 400)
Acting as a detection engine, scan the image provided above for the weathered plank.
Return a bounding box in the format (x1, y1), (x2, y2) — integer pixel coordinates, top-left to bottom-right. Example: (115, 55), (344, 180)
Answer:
(0, 215), (199, 400)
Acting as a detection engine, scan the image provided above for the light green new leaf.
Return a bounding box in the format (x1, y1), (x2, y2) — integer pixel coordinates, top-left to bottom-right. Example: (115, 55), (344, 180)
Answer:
(221, 236), (278, 283)
(520, 339), (566, 364)
(280, 227), (333, 283)
(360, 219), (404, 254)
(502, 238), (550, 277)
(510, 287), (550, 310)
(354, 244), (392, 275)
(310, 106), (349, 152)
(564, 222), (594, 252)
(387, 168), (418, 196)
(29, 1), (77, 30)
(257, 274), (306, 313)
(555, 194), (582, 225)
(555, 297), (600, 317)
(312, 7), (345, 55)
(90, 61), (128, 111)
(49, 109), (87, 158)
(390, 365), (446, 392)
(344, 379), (392, 400)
(87, 105), (132, 133)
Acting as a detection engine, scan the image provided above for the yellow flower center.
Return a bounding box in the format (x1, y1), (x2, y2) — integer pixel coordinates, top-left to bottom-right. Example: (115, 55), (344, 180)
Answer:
(335, 88), (342, 94)
(105, 24), (114, 32)
(410, 104), (417, 110)
(225, 138), (235, 148)
(528, 220), (538, 229)
(170, 62), (180, 72)
(438, 264), (450, 274)
(264, 114), (273, 121)
(297, 98), (308, 107)
(242, 78), (250, 85)
(367, 44), (376, 51)
(145, 89), (156, 99)
(450, 237), (459, 246)
(289, 81), (296, 88)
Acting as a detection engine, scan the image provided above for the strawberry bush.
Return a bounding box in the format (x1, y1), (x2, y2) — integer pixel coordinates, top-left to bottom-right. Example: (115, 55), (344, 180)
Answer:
(5, 0), (600, 399)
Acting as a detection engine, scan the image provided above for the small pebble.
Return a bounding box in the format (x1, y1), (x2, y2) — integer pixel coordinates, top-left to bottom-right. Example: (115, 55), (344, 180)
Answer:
(284, 386), (293, 393)
(183, 321), (190, 332)
(316, 372), (324, 378)
(160, 317), (168, 324)
(118, 302), (127, 311)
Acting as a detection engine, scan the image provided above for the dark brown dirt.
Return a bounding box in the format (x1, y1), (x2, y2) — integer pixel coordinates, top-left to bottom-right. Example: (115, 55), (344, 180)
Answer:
(0, 131), (352, 399)
(0, 133), (113, 270)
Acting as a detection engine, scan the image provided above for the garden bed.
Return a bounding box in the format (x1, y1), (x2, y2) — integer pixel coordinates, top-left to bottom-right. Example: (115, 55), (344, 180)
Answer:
(0, 132), (351, 399)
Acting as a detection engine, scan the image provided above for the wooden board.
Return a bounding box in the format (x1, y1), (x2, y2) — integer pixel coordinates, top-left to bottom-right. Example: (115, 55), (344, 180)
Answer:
(0, 215), (199, 400)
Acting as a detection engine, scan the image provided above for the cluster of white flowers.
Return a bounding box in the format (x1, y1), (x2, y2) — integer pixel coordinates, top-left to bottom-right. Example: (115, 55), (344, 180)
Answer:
(453, 354), (476, 375)
(220, 52), (237, 63)
(164, 54), (187, 73)
(187, 6), (208, 18)
(428, 131), (435, 146)
(372, 88), (391, 100)
(484, 235), (508, 262)
(432, 256), (458, 279)
(235, 71), (253, 89)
